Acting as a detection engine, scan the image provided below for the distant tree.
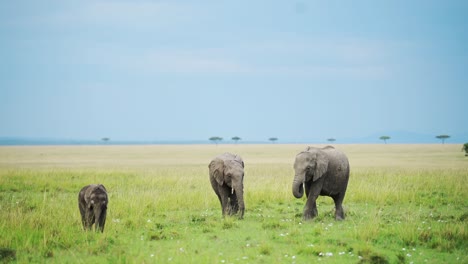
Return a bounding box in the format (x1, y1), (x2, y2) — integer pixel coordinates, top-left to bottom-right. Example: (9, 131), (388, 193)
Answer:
(269, 137), (278, 143)
(462, 143), (468, 156)
(209, 136), (223, 146)
(435, 135), (450, 144)
(232, 136), (241, 144)
(101, 137), (110, 142)
(379, 136), (390, 144)
(327, 138), (336, 143)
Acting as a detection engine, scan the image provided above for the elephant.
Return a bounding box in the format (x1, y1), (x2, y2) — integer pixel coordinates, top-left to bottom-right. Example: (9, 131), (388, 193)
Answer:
(78, 184), (108, 232)
(292, 146), (350, 220)
(209, 153), (245, 219)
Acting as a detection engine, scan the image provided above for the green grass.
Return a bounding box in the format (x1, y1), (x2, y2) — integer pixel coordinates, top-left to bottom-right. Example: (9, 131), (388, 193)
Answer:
(0, 144), (467, 263)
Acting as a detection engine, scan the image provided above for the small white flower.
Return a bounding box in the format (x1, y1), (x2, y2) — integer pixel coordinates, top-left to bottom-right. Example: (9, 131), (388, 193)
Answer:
(220, 260), (225, 263)
(246, 243), (250, 247)
(325, 252), (333, 257)
(179, 248), (184, 252)
(319, 252), (324, 256)
(242, 256), (248, 259)
(292, 255), (296, 259)
(147, 219), (151, 223)
(339, 252), (345, 255)
(406, 253), (412, 257)
(402, 248), (406, 251)
(150, 254), (154, 257)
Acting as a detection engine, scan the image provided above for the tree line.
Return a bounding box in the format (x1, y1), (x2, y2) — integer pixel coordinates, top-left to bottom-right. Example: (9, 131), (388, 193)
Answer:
(208, 134), (455, 145)
(209, 137), (278, 145)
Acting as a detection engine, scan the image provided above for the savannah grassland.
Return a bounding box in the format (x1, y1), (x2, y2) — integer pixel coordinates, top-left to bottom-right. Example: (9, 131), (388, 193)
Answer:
(0, 144), (466, 263)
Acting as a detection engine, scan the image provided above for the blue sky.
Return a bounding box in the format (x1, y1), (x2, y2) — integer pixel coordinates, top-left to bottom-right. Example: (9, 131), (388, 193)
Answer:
(1, 1), (467, 143)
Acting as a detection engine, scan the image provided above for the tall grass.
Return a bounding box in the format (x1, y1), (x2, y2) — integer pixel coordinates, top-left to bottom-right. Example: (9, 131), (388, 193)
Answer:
(0, 144), (466, 263)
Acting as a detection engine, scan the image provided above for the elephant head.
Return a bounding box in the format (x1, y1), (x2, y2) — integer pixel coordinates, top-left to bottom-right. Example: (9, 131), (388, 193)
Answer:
(292, 149), (329, 198)
(209, 154), (245, 218)
(79, 184), (108, 232)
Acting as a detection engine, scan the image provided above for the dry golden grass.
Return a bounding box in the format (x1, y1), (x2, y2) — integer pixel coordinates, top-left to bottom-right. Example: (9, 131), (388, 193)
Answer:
(0, 143), (465, 170)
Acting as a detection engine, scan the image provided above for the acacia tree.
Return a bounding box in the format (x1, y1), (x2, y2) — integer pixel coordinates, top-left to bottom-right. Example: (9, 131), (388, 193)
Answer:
(379, 136), (390, 144)
(269, 137), (278, 144)
(209, 136), (223, 146)
(327, 138), (336, 143)
(232, 136), (241, 144)
(101, 138), (110, 143)
(462, 143), (468, 156)
(436, 135), (450, 144)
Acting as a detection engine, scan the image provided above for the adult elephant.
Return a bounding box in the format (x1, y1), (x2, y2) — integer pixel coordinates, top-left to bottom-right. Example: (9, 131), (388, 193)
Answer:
(78, 184), (108, 232)
(209, 153), (245, 219)
(292, 146), (350, 220)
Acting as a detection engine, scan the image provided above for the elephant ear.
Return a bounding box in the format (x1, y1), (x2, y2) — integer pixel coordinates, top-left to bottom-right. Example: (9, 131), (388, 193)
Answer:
(313, 151), (328, 182)
(97, 184), (107, 193)
(210, 159), (225, 185)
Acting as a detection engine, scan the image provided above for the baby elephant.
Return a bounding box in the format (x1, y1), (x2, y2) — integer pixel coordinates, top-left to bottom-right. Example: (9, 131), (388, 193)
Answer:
(78, 184), (108, 232)
(209, 153), (245, 219)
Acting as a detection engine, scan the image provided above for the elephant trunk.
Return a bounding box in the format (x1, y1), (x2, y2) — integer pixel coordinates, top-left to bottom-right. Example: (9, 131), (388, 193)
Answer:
(94, 206), (106, 232)
(292, 175), (304, 198)
(235, 183), (245, 219)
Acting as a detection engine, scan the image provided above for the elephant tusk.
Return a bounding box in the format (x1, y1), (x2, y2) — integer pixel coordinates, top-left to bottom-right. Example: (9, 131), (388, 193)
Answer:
(231, 188), (234, 194)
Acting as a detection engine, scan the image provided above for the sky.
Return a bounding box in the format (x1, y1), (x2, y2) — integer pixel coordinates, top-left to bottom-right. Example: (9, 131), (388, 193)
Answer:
(1, 0), (467, 143)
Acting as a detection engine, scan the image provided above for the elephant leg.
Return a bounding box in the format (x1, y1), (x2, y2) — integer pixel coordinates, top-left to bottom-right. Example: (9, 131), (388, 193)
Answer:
(303, 180), (322, 220)
(79, 204), (87, 230)
(85, 210), (95, 230)
(332, 193), (345, 220)
(215, 193), (223, 212)
(97, 210), (107, 232)
(303, 194), (319, 220)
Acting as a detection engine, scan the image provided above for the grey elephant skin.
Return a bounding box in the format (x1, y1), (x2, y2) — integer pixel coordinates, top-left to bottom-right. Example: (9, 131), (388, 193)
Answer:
(209, 153), (245, 219)
(292, 146), (350, 220)
(78, 184), (108, 232)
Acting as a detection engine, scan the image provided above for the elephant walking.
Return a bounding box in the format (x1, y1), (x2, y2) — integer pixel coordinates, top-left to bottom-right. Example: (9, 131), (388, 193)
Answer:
(292, 146), (350, 220)
(78, 184), (108, 232)
(209, 153), (245, 219)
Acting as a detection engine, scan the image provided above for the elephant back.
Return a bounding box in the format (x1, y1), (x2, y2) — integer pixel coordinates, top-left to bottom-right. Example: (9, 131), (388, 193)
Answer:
(324, 148), (349, 174)
(215, 153), (244, 166)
